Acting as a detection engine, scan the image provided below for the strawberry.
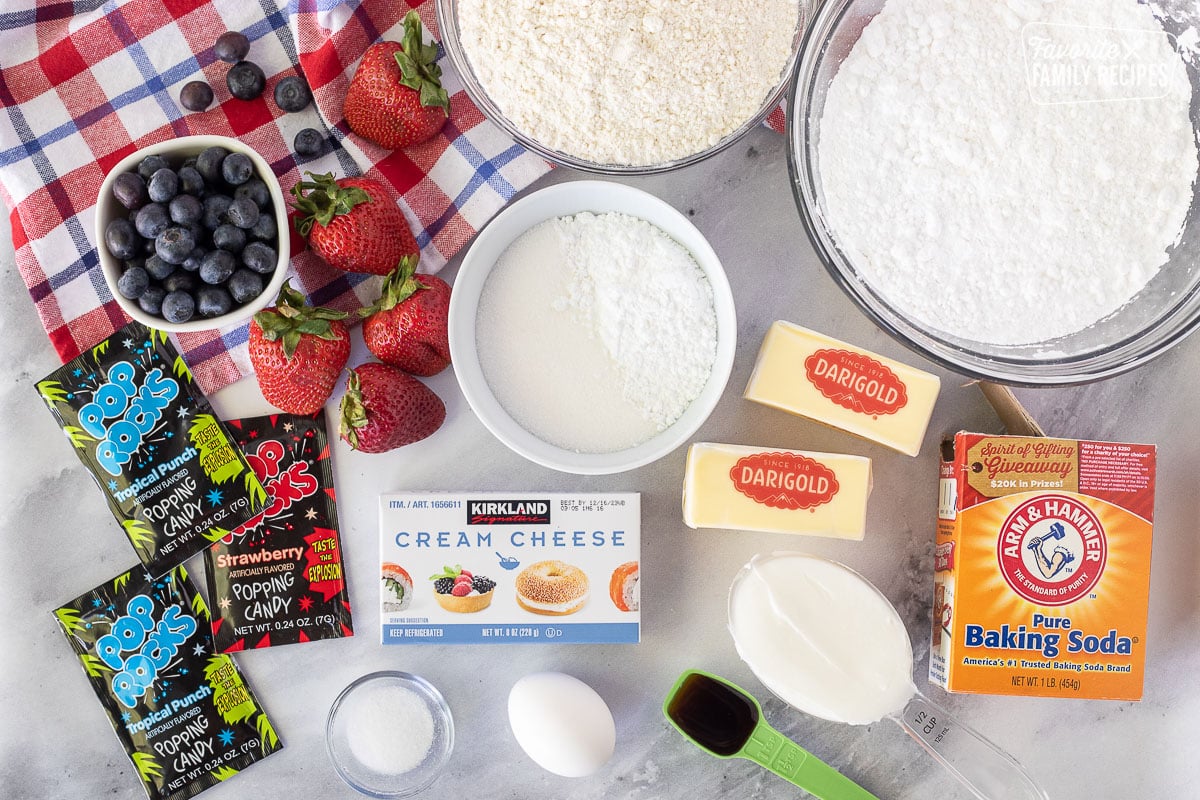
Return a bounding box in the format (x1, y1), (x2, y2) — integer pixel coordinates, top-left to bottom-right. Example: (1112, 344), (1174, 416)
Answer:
(291, 172), (418, 276)
(249, 281), (351, 415)
(339, 362), (445, 453)
(343, 12), (450, 150)
(360, 256), (451, 376)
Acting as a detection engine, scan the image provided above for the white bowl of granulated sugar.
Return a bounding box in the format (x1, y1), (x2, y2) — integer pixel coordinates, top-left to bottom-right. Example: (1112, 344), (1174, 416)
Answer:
(448, 180), (736, 474)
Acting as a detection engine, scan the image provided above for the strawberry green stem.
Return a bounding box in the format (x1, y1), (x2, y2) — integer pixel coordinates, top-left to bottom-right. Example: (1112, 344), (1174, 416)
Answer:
(339, 367), (368, 450)
(395, 11), (450, 114)
(359, 255), (425, 317)
(253, 280), (348, 359)
(290, 172), (372, 235)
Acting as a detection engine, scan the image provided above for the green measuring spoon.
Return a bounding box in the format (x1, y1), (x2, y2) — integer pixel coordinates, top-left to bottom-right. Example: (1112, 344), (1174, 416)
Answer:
(663, 669), (878, 800)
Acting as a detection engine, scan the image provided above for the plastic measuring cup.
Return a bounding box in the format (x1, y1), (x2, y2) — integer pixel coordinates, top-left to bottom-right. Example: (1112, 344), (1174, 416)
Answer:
(728, 552), (1048, 800)
(663, 669), (878, 800)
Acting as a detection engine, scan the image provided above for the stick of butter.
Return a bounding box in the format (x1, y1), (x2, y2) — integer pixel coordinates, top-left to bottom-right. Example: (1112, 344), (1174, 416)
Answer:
(682, 442), (871, 540)
(744, 321), (940, 457)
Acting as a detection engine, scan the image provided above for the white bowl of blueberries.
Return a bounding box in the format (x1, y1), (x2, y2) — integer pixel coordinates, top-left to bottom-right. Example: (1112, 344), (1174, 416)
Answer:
(96, 134), (290, 332)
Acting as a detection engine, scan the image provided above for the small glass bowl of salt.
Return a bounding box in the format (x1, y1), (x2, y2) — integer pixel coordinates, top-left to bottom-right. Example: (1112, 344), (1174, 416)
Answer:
(327, 671), (454, 798)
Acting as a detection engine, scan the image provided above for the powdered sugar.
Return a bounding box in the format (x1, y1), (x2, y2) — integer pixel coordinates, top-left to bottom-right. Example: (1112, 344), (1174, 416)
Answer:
(476, 212), (716, 453)
(818, 0), (1198, 345)
(456, 0), (799, 165)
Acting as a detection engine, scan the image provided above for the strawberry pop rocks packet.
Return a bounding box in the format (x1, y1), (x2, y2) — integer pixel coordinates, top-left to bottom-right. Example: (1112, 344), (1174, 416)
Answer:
(205, 411), (353, 652)
(36, 322), (266, 576)
(54, 565), (281, 800)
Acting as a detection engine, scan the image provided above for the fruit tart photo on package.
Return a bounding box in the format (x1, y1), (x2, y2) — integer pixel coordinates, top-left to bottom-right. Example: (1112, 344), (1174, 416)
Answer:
(205, 411), (353, 652)
(36, 322), (267, 576)
(53, 565), (282, 800)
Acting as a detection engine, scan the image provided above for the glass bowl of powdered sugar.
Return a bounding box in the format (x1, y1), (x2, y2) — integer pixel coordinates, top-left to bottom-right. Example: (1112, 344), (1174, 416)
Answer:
(448, 180), (736, 474)
(436, 0), (810, 172)
(790, 0), (1200, 385)
(327, 671), (454, 798)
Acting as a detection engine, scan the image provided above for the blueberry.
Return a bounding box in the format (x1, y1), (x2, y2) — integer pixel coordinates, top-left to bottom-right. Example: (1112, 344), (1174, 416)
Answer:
(221, 153), (254, 186)
(122, 257), (146, 272)
(112, 172), (150, 211)
(196, 147), (229, 184)
(227, 268), (265, 304)
(162, 290), (196, 324)
(234, 179), (270, 208)
(180, 80), (214, 112)
(225, 196), (259, 228)
(227, 61), (266, 101)
(155, 226), (196, 265)
(134, 203), (170, 239)
(141, 236), (157, 255)
(181, 248), (206, 272)
(138, 285), (167, 315)
(241, 241), (277, 274)
(214, 31), (250, 64)
(202, 194), (234, 229)
(199, 249), (236, 285)
(213, 223), (247, 253)
(169, 194), (203, 225)
(164, 271), (198, 294)
(249, 212), (277, 241)
(137, 155), (170, 181)
(144, 253), (175, 280)
(293, 128), (323, 158)
(117, 265), (150, 299)
(197, 286), (234, 318)
(147, 169), (180, 203)
(273, 75), (312, 113)
(178, 166), (206, 197)
(105, 218), (140, 260)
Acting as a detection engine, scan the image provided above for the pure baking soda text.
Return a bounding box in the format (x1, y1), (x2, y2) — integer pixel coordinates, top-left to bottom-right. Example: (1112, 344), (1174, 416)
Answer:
(931, 433), (1154, 700)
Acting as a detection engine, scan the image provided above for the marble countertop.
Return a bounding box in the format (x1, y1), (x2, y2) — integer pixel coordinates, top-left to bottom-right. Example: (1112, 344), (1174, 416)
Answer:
(2, 126), (1197, 799)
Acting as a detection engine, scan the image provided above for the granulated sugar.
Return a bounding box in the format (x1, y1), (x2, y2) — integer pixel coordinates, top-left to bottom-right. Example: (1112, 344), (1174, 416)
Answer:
(343, 683), (434, 775)
(457, 0), (799, 165)
(819, 0), (1197, 345)
(476, 213), (716, 453)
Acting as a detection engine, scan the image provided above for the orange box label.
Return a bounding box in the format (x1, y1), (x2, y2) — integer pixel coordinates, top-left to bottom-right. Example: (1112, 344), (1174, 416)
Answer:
(930, 432), (1155, 700)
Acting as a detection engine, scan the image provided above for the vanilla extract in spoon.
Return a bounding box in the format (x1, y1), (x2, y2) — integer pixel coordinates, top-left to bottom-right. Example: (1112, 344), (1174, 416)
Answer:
(664, 670), (878, 799)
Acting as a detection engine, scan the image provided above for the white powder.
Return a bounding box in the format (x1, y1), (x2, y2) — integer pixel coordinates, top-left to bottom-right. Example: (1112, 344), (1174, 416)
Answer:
(343, 683), (434, 775)
(819, 0), (1198, 345)
(457, 0), (799, 165)
(476, 212), (717, 453)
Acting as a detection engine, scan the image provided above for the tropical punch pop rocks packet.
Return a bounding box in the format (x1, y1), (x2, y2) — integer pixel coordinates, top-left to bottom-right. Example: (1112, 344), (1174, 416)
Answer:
(54, 565), (282, 800)
(206, 411), (352, 652)
(36, 322), (266, 576)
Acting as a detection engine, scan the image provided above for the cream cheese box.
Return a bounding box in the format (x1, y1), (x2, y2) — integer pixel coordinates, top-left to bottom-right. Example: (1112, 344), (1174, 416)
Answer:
(379, 492), (640, 644)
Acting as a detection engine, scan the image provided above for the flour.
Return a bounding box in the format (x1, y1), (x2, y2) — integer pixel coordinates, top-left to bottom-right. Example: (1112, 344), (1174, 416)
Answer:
(457, 0), (799, 165)
(476, 213), (716, 453)
(818, 0), (1198, 345)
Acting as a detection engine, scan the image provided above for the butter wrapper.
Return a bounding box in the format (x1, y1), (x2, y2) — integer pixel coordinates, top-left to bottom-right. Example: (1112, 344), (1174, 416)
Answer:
(379, 493), (640, 644)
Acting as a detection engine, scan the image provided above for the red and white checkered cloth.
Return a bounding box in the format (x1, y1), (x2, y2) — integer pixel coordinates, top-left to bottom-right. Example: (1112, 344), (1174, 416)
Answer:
(0, 0), (550, 394)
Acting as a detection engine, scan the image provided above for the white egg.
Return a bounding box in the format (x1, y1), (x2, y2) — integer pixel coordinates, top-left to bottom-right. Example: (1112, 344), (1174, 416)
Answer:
(507, 672), (616, 778)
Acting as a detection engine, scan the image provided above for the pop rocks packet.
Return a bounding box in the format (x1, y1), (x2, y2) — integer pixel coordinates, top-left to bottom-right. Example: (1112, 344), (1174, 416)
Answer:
(206, 411), (353, 652)
(53, 564), (282, 800)
(36, 322), (267, 576)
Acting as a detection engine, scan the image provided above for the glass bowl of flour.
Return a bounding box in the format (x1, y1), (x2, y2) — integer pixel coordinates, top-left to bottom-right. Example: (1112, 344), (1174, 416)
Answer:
(436, 0), (809, 173)
(790, 0), (1200, 384)
(448, 180), (736, 474)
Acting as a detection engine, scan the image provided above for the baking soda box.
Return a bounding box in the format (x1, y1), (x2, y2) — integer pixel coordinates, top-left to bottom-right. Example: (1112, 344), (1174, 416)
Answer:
(931, 432), (1155, 700)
